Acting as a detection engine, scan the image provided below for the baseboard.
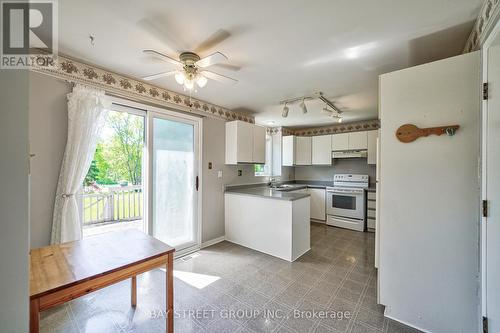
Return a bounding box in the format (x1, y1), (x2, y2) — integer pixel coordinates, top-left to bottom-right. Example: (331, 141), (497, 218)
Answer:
(384, 311), (431, 333)
(201, 236), (225, 248)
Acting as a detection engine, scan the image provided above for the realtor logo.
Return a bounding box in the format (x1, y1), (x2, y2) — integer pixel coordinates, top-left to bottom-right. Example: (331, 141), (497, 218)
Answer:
(1, 0), (57, 68)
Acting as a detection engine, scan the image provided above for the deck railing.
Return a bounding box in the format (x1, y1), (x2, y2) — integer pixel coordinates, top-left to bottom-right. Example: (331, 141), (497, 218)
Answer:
(82, 185), (143, 226)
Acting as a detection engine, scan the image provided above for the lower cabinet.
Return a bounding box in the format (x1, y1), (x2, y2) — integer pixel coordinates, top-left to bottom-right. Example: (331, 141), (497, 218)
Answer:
(367, 190), (376, 230)
(308, 188), (326, 221)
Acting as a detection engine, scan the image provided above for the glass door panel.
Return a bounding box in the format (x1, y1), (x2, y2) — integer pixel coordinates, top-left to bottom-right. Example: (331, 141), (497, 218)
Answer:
(151, 114), (199, 251)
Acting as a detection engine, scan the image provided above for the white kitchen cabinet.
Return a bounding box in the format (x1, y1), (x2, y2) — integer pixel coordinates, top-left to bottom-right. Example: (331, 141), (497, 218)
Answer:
(295, 137), (312, 165)
(282, 136), (312, 166)
(331, 133), (349, 151)
(225, 120), (266, 164)
(253, 125), (266, 164)
(312, 135), (332, 165)
(308, 188), (326, 221)
(348, 131), (368, 150)
(367, 130), (378, 165)
(282, 136), (295, 166)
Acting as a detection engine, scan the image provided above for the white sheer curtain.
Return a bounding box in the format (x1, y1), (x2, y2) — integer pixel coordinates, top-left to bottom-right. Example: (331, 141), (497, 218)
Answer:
(50, 84), (110, 244)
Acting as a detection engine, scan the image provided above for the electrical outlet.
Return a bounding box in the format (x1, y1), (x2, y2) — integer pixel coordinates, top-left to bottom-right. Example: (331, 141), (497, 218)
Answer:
(208, 162), (212, 169)
(217, 170), (223, 178)
(238, 170), (242, 176)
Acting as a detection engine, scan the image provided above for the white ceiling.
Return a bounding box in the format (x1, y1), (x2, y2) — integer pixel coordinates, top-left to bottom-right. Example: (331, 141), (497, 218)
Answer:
(58, 0), (481, 127)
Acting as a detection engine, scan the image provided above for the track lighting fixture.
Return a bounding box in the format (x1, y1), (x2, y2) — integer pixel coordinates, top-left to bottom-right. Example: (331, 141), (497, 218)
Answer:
(282, 103), (289, 118)
(279, 92), (343, 120)
(299, 98), (308, 114)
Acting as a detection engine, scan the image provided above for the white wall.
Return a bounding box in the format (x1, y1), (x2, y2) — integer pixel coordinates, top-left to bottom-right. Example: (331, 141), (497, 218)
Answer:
(0, 70), (30, 332)
(379, 52), (480, 332)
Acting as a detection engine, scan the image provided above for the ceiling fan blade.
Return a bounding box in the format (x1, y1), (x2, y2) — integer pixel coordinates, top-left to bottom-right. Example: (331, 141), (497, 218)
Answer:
(196, 52), (228, 68)
(137, 16), (188, 54)
(201, 70), (238, 84)
(142, 71), (177, 81)
(143, 49), (183, 67)
(194, 29), (231, 54)
(212, 63), (242, 72)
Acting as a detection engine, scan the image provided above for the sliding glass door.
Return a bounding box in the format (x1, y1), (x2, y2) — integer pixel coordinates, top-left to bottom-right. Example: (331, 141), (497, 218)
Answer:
(150, 112), (200, 252)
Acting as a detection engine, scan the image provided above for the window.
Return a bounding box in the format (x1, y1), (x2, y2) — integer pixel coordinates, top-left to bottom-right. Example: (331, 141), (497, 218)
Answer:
(255, 134), (273, 176)
(82, 104), (146, 237)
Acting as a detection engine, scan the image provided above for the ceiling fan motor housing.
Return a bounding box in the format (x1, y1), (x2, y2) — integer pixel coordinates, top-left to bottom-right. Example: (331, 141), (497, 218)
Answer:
(180, 52), (201, 66)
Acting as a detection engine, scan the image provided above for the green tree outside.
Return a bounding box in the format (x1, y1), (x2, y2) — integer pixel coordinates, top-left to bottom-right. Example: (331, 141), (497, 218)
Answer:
(84, 111), (144, 187)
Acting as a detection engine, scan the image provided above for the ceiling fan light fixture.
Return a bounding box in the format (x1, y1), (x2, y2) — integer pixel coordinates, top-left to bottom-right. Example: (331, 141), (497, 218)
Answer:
(196, 75), (208, 88)
(282, 103), (289, 118)
(184, 79), (194, 90)
(175, 71), (185, 85)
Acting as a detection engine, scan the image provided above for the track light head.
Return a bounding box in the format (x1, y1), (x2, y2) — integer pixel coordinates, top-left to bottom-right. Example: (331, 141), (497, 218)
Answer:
(282, 103), (289, 118)
(299, 99), (308, 114)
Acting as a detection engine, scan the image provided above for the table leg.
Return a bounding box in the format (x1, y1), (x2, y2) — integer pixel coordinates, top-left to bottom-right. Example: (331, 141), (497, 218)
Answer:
(30, 298), (40, 333)
(131, 276), (137, 307)
(166, 253), (173, 333)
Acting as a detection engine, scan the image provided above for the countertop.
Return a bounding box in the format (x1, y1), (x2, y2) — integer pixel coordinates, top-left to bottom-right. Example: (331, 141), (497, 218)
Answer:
(225, 185), (310, 201)
(224, 180), (374, 200)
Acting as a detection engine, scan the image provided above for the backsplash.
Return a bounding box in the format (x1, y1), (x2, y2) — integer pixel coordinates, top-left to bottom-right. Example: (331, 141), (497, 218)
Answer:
(294, 159), (376, 183)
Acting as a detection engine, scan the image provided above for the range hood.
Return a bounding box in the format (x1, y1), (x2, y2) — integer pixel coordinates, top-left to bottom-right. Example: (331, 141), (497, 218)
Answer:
(332, 150), (367, 159)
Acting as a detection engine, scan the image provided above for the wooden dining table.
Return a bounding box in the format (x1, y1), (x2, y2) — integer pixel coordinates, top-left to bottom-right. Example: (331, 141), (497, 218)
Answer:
(29, 229), (175, 333)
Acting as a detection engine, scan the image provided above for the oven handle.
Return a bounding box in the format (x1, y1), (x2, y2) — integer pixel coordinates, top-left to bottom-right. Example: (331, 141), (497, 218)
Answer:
(326, 190), (364, 195)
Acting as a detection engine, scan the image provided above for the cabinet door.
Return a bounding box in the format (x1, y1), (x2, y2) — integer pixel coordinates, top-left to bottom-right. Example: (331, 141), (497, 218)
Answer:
(237, 121), (254, 163)
(253, 125), (266, 164)
(349, 131), (368, 150)
(367, 130), (378, 165)
(331, 133), (349, 150)
(295, 137), (312, 165)
(309, 188), (326, 221)
(282, 136), (295, 166)
(312, 135), (332, 165)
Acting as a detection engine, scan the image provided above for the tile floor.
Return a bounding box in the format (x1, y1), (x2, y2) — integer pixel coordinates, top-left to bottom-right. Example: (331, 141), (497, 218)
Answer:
(40, 223), (421, 333)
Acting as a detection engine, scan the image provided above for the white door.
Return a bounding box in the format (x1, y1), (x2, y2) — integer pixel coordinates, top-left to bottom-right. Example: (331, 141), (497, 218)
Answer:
(484, 22), (500, 333)
(379, 52), (480, 332)
(149, 112), (200, 252)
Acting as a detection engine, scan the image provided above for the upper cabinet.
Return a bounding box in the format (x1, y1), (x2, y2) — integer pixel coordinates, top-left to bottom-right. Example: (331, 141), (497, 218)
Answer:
(348, 131), (368, 150)
(282, 135), (295, 166)
(331, 133), (349, 150)
(253, 125), (266, 164)
(312, 135), (332, 165)
(225, 120), (266, 164)
(282, 135), (312, 166)
(296, 137), (312, 165)
(331, 131), (368, 150)
(367, 130), (378, 165)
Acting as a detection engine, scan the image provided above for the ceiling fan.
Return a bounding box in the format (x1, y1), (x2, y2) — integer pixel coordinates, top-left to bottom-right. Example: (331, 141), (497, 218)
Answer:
(141, 49), (237, 90)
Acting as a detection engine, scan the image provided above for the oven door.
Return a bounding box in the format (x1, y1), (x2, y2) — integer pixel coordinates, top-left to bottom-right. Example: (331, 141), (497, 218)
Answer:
(326, 190), (364, 220)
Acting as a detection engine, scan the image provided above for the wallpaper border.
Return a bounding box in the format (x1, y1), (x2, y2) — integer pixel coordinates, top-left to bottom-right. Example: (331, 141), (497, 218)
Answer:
(30, 54), (254, 123)
(464, 0), (500, 52)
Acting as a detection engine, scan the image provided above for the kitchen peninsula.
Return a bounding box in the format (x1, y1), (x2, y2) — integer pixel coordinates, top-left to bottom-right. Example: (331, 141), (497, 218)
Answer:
(224, 184), (310, 262)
